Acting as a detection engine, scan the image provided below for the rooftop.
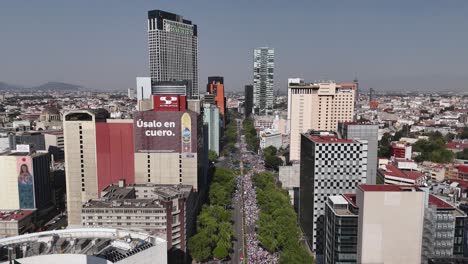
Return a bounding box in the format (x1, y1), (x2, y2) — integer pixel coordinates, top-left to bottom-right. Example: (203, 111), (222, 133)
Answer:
(304, 134), (353, 144)
(379, 164), (425, 181)
(83, 199), (165, 209)
(0, 228), (166, 264)
(358, 184), (422, 192)
(342, 193), (358, 207)
(428, 195), (454, 209)
(0, 210), (34, 221)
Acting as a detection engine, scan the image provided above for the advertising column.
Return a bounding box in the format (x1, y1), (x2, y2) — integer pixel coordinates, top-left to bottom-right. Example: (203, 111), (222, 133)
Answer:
(17, 156), (36, 209)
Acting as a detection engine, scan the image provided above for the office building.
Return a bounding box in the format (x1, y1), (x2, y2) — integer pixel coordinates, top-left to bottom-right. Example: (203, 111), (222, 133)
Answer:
(203, 103), (220, 155)
(8, 132), (45, 151)
(356, 185), (425, 264)
(289, 80), (356, 161)
(152, 80), (192, 98)
(148, 10), (198, 99)
(0, 151), (52, 211)
(0, 228), (167, 264)
(421, 195), (466, 261)
(206, 77), (226, 127)
(299, 131), (367, 255)
(136, 77), (152, 101)
(64, 106), (207, 226)
(207, 76), (223, 85)
(82, 181), (195, 252)
(0, 210), (35, 238)
(244, 85), (253, 117)
(325, 188), (466, 264)
(63, 109), (135, 226)
(339, 122), (379, 184)
(253, 47), (274, 114)
(43, 131), (64, 151)
(324, 194), (358, 264)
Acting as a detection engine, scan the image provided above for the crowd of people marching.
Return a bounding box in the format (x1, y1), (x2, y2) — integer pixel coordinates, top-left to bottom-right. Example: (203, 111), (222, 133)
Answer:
(235, 133), (279, 264)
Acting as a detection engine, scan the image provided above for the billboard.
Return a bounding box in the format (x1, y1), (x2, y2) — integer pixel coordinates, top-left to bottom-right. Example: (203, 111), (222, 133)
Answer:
(153, 95), (186, 111)
(134, 111), (197, 154)
(17, 156), (36, 209)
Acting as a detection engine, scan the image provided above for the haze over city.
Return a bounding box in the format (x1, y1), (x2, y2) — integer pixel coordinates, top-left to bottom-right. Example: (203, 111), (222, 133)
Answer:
(1, 0), (468, 92)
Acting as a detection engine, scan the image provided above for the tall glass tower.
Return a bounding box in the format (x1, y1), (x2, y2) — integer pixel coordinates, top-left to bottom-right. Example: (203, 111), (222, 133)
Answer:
(148, 10), (199, 99)
(253, 47), (274, 115)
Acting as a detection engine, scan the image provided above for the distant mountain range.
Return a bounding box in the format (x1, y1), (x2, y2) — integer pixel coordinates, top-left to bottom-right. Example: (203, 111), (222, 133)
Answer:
(0, 81), (84, 91)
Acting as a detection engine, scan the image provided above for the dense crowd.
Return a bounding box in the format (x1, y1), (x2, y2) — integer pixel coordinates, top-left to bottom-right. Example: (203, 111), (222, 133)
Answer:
(235, 138), (279, 264)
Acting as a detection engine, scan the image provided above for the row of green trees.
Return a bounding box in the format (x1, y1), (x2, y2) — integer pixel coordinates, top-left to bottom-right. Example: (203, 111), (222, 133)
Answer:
(222, 121), (238, 155)
(188, 168), (236, 262)
(263, 146), (283, 171)
(243, 118), (259, 152)
(253, 172), (314, 264)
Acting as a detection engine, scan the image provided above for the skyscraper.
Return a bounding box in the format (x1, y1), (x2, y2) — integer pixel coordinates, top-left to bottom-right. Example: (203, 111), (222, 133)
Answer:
(253, 47), (274, 114)
(288, 80), (356, 161)
(244, 85), (253, 117)
(299, 131), (367, 255)
(148, 10), (199, 99)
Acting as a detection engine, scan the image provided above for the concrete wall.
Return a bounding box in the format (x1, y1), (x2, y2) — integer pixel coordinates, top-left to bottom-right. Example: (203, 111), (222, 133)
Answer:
(0, 156), (20, 210)
(357, 189), (425, 264)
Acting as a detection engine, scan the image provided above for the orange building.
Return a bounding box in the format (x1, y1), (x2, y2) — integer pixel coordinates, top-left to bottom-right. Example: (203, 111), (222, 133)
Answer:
(207, 78), (226, 126)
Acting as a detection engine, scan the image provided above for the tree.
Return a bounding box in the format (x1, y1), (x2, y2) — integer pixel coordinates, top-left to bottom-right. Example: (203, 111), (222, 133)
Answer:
(208, 150), (218, 162)
(456, 148), (468, 160)
(378, 133), (392, 158)
(188, 231), (213, 262)
(213, 243), (228, 260)
(460, 127), (468, 139)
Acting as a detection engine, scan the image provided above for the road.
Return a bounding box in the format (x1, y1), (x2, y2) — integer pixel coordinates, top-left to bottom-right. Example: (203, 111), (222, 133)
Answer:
(231, 119), (245, 264)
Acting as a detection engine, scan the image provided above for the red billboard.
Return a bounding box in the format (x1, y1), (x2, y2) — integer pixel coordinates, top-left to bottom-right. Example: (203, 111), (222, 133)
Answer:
(153, 95), (186, 112)
(134, 111), (197, 154)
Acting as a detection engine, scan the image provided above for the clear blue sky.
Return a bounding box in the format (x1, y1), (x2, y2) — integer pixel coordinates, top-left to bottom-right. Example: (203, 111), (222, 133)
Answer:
(1, 0), (467, 92)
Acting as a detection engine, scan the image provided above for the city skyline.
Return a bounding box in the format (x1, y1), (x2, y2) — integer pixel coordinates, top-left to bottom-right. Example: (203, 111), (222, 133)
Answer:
(1, 0), (468, 92)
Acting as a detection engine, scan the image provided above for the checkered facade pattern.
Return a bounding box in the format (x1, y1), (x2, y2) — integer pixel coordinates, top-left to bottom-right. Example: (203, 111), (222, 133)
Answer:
(300, 135), (367, 255)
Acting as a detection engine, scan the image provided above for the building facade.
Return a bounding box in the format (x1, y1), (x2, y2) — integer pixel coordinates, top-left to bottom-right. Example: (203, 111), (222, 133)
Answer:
(0, 151), (52, 211)
(289, 80), (356, 161)
(356, 185), (425, 264)
(64, 105), (207, 227)
(244, 85), (253, 117)
(63, 109), (135, 226)
(299, 132), (367, 255)
(203, 103), (220, 155)
(253, 47), (274, 115)
(339, 122), (379, 184)
(82, 182), (194, 251)
(148, 10), (198, 99)
(206, 77), (225, 127)
(259, 130), (282, 150)
(324, 194), (358, 264)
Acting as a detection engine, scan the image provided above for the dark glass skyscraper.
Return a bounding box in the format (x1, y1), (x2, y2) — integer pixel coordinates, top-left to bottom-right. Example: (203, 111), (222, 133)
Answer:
(148, 10), (199, 99)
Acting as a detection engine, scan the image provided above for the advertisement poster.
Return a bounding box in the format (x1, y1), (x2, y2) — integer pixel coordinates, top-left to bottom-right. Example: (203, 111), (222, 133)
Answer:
(17, 156), (35, 209)
(134, 111), (197, 153)
(181, 113), (192, 156)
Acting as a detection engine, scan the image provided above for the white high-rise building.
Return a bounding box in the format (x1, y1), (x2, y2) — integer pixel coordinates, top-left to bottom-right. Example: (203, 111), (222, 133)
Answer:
(299, 132), (368, 254)
(288, 80), (356, 161)
(148, 10), (198, 99)
(253, 47), (274, 114)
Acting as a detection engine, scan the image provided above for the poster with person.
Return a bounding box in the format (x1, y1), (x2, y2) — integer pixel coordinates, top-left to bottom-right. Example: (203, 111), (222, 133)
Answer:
(17, 156), (35, 209)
